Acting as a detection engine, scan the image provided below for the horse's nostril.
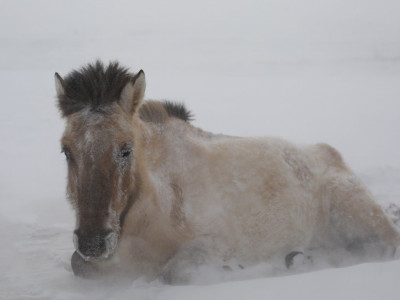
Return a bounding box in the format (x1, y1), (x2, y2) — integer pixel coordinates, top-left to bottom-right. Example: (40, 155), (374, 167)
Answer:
(73, 229), (117, 259)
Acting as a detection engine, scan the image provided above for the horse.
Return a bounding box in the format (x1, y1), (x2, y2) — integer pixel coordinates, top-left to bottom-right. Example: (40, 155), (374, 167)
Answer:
(55, 61), (400, 283)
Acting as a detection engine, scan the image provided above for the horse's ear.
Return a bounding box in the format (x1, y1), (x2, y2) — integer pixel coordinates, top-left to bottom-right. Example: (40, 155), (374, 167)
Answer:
(54, 72), (66, 98)
(120, 70), (146, 115)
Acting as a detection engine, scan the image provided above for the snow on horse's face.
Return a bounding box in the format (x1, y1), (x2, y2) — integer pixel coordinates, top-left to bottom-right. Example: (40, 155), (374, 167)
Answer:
(56, 62), (145, 261)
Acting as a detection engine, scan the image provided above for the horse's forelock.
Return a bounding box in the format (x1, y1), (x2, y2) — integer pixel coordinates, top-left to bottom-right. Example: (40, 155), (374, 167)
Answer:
(57, 61), (136, 117)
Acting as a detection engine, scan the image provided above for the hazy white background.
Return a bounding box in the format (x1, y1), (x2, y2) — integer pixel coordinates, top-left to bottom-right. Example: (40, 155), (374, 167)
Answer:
(1, 0), (400, 299)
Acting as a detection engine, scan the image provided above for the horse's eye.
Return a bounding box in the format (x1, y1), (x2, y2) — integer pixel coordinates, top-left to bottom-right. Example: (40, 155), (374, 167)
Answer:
(117, 143), (133, 166)
(119, 144), (133, 159)
(121, 149), (131, 158)
(62, 147), (73, 162)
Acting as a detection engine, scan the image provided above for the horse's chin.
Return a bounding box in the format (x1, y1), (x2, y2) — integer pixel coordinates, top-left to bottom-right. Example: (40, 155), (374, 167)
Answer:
(71, 251), (100, 278)
(71, 249), (117, 278)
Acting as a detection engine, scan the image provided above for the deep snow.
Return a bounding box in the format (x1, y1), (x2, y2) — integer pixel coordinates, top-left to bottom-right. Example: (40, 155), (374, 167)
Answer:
(1, 0), (400, 299)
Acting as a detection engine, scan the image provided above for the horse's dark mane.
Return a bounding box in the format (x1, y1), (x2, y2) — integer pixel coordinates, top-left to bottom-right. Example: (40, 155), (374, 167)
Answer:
(139, 100), (193, 124)
(57, 60), (134, 117)
(162, 101), (193, 123)
(57, 61), (193, 123)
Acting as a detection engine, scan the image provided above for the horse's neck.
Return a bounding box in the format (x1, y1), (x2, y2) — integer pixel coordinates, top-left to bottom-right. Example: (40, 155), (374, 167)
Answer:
(140, 119), (218, 183)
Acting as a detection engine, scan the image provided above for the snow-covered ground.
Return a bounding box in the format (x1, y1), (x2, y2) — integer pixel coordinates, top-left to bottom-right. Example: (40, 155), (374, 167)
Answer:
(1, 0), (400, 299)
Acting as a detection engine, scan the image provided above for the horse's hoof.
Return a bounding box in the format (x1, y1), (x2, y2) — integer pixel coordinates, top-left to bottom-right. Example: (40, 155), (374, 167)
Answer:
(71, 251), (99, 278)
(285, 251), (312, 269)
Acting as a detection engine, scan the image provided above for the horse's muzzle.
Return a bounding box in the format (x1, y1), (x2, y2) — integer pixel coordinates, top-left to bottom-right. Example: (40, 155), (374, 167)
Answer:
(73, 230), (118, 261)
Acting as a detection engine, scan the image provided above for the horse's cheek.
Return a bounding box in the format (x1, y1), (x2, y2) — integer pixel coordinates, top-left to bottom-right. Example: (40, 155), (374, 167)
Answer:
(114, 172), (131, 213)
(66, 170), (79, 208)
(124, 165), (136, 192)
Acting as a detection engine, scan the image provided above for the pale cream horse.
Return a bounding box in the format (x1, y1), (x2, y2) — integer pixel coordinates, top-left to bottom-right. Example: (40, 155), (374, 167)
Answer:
(55, 61), (400, 283)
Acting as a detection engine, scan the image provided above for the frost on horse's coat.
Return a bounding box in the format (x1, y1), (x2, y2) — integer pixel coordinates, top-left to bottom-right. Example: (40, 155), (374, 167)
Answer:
(55, 61), (400, 283)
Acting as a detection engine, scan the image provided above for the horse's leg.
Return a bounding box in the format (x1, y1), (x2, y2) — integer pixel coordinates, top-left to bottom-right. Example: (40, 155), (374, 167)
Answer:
(327, 172), (400, 252)
(158, 241), (210, 285)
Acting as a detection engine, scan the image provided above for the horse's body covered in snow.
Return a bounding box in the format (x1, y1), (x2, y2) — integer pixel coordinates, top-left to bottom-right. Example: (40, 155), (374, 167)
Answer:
(55, 61), (400, 283)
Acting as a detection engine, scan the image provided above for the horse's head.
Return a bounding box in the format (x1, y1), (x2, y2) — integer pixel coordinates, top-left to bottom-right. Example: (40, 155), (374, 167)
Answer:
(55, 61), (145, 261)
